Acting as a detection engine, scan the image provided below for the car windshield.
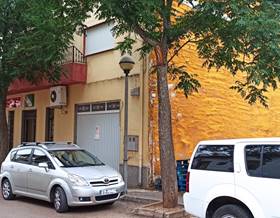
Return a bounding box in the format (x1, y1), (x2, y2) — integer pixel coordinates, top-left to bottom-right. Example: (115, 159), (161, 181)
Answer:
(50, 150), (104, 168)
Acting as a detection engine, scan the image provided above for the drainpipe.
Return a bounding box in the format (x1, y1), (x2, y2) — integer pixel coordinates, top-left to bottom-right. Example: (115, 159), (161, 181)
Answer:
(138, 55), (147, 186)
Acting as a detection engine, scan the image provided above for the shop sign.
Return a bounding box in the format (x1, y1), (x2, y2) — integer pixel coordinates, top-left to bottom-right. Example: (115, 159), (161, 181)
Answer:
(6, 97), (21, 108)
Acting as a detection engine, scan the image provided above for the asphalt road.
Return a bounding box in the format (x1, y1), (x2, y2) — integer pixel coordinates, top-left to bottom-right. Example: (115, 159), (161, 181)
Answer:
(0, 196), (143, 218)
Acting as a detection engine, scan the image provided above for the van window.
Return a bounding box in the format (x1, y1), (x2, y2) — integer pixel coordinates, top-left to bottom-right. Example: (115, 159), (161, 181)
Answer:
(245, 145), (262, 177)
(262, 145), (280, 179)
(245, 144), (280, 179)
(191, 145), (234, 172)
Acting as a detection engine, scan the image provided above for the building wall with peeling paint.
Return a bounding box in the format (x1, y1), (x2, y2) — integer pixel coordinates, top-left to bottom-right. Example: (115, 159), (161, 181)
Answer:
(149, 43), (280, 177)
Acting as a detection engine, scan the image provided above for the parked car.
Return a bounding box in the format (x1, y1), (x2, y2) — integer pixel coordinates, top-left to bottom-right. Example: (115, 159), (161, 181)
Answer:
(0, 142), (125, 213)
(183, 138), (280, 218)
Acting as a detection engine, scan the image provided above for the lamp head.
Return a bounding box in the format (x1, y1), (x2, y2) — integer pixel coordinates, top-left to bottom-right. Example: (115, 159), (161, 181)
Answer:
(119, 55), (135, 72)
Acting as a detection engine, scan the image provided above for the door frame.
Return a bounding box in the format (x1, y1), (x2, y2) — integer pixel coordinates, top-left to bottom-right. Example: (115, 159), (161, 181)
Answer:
(21, 109), (37, 143)
(74, 101), (121, 170)
(74, 101), (121, 143)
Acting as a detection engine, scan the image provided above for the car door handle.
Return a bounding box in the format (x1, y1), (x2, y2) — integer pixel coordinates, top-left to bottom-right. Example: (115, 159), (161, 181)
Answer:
(10, 165), (14, 169)
(28, 169), (32, 172)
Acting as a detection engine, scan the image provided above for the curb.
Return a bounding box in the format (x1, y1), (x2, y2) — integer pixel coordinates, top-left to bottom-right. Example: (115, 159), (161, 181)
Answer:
(121, 194), (159, 204)
(121, 194), (184, 206)
(133, 201), (189, 218)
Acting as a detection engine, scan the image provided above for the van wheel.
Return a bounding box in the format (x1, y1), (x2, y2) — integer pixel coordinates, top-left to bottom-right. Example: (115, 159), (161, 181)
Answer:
(53, 187), (69, 213)
(1, 179), (15, 200)
(213, 204), (251, 218)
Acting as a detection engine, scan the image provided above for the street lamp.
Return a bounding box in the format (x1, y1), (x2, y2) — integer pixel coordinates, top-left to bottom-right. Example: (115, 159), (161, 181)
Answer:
(119, 55), (135, 193)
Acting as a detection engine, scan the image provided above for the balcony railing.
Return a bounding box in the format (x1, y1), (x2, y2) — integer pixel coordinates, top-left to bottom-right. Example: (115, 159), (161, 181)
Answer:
(62, 46), (86, 64)
(8, 46), (87, 95)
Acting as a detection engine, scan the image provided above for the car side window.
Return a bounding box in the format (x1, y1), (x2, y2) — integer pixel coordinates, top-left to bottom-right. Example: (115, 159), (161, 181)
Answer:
(191, 145), (234, 172)
(31, 149), (55, 170)
(10, 151), (17, 161)
(262, 145), (280, 179)
(13, 148), (32, 164)
(245, 145), (262, 177)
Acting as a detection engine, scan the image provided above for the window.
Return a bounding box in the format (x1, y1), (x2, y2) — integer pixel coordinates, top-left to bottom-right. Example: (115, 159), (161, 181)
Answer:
(10, 151), (17, 161)
(191, 145), (234, 172)
(31, 149), (55, 169)
(50, 150), (104, 168)
(245, 145), (262, 177)
(85, 22), (115, 55)
(45, 108), (54, 141)
(8, 111), (14, 148)
(13, 148), (32, 164)
(262, 145), (280, 179)
(245, 144), (280, 179)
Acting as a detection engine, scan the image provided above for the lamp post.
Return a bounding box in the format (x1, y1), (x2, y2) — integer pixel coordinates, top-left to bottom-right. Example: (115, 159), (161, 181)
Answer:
(119, 55), (135, 193)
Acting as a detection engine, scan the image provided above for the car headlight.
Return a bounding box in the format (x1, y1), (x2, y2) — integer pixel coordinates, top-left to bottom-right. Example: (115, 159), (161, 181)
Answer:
(118, 174), (124, 182)
(68, 174), (89, 187)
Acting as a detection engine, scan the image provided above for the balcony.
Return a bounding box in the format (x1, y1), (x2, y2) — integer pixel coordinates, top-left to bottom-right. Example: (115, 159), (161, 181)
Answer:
(8, 46), (87, 95)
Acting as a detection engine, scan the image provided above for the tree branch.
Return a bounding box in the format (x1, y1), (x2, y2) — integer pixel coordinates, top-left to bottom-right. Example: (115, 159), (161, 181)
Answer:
(133, 24), (159, 47)
(167, 39), (196, 63)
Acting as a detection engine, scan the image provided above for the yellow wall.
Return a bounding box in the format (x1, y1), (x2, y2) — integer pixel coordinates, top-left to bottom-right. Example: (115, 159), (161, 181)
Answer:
(150, 43), (280, 176)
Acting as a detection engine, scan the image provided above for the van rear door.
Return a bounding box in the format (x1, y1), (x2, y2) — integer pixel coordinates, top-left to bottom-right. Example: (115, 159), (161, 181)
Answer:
(187, 144), (235, 217)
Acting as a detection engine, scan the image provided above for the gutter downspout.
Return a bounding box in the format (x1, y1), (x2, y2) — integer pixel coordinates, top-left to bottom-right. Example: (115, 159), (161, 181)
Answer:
(138, 54), (147, 186)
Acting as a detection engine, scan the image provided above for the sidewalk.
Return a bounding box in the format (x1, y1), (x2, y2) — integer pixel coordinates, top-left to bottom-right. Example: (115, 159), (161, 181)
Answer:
(123, 189), (184, 205)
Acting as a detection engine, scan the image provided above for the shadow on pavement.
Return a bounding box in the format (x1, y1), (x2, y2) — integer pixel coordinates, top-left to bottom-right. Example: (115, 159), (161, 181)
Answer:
(15, 196), (115, 213)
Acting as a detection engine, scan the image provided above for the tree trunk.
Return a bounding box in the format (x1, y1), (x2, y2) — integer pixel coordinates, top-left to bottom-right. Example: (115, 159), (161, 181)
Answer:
(0, 88), (9, 163)
(157, 64), (178, 208)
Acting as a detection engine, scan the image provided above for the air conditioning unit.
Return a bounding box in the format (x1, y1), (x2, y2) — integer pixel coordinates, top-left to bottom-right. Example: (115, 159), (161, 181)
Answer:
(50, 86), (67, 107)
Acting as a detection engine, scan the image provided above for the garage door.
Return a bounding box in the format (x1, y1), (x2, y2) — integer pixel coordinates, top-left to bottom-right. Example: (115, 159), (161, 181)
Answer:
(76, 110), (120, 170)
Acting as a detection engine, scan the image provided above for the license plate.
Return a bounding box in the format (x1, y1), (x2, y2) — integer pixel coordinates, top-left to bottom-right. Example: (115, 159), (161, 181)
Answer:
(100, 189), (117, 195)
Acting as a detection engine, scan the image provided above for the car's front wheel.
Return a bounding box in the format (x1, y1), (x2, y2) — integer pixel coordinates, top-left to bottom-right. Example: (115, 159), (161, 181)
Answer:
(53, 186), (69, 213)
(213, 204), (251, 218)
(1, 179), (15, 200)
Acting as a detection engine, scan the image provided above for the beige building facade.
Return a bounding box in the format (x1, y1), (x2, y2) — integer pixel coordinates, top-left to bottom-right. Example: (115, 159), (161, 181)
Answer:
(6, 16), (151, 188)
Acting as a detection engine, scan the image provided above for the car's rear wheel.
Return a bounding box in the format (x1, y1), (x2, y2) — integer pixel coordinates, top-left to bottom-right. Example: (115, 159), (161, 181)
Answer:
(213, 204), (251, 218)
(53, 186), (69, 213)
(1, 179), (15, 200)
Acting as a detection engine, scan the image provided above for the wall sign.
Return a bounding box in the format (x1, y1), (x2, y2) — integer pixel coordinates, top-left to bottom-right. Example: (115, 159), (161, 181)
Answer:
(6, 97), (21, 108)
(24, 94), (35, 107)
(94, 125), (101, 140)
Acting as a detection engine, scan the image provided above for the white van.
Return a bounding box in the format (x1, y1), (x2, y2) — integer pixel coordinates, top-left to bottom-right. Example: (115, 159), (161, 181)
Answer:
(183, 138), (280, 218)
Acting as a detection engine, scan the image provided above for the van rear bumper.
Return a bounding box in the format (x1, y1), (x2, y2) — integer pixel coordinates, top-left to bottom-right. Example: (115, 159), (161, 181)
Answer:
(183, 193), (205, 218)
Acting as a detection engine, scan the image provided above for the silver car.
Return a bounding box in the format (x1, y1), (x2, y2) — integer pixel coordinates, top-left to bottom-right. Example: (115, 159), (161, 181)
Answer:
(0, 142), (125, 213)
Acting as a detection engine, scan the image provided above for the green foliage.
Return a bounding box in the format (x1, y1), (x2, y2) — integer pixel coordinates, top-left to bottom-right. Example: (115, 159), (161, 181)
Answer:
(91, 0), (280, 107)
(187, 0), (280, 107)
(116, 36), (136, 55)
(169, 64), (201, 97)
(0, 0), (93, 89)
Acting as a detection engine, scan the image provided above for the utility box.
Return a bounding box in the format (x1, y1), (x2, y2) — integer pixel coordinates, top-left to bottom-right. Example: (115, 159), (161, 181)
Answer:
(128, 135), (139, 151)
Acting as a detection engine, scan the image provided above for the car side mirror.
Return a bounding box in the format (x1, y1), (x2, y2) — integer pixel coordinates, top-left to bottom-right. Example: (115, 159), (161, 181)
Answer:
(38, 162), (49, 172)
